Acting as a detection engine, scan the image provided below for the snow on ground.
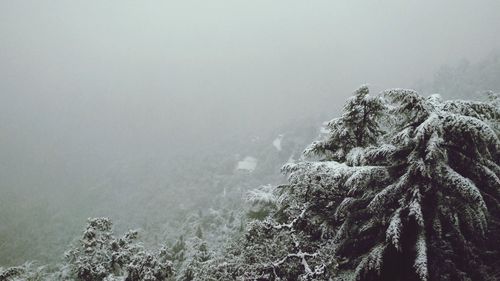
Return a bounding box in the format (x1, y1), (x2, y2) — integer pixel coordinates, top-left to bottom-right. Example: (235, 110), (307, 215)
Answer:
(272, 135), (283, 151)
(236, 156), (258, 172)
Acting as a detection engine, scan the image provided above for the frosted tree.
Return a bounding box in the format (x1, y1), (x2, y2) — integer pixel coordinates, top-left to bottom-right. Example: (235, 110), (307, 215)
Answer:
(304, 85), (385, 163)
(0, 262), (49, 281)
(176, 237), (212, 281)
(64, 217), (173, 281)
(246, 184), (280, 220)
(171, 236), (186, 265)
(0, 218), (174, 281)
(293, 88), (498, 280)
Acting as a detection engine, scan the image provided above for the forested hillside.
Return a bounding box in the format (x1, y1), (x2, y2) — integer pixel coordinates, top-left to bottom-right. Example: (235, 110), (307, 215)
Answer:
(3, 2), (500, 279)
(0, 117), (321, 272)
(2, 87), (498, 281)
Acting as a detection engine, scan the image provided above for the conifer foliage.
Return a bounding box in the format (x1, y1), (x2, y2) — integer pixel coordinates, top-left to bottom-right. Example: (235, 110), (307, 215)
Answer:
(216, 86), (499, 280)
(64, 217), (173, 281)
(304, 85), (385, 162)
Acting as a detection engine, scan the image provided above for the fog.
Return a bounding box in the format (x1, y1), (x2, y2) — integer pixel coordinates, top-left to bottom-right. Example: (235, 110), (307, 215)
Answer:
(1, 0), (500, 266)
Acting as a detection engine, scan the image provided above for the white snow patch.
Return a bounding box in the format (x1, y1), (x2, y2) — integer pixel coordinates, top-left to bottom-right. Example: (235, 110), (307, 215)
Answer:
(273, 135), (283, 151)
(236, 156), (258, 172)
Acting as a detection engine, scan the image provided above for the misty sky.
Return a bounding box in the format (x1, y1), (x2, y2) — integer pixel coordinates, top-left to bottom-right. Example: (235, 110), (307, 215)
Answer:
(1, 0), (500, 194)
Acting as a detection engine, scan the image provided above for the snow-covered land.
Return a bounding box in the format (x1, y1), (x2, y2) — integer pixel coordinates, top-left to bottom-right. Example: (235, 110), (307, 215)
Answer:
(236, 156), (258, 172)
(272, 134), (283, 151)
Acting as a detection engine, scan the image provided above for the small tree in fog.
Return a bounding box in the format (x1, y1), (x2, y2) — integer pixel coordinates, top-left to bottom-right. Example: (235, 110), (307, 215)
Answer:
(64, 217), (173, 281)
(176, 237), (212, 281)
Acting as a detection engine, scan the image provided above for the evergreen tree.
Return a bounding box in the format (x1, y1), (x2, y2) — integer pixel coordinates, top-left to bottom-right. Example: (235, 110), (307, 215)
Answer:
(195, 226), (203, 240)
(64, 217), (173, 281)
(176, 238), (212, 281)
(171, 236), (186, 264)
(304, 85), (385, 163)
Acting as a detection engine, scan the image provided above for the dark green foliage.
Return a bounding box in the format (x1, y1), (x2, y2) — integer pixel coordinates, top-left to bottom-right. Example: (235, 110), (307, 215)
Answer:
(304, 85), (385, 162)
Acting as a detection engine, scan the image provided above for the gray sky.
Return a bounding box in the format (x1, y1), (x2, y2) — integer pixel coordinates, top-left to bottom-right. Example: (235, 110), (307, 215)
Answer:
(1, 0), (500, 192)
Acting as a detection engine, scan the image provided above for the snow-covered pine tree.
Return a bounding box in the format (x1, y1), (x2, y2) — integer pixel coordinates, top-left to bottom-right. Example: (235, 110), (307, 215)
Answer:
(176, 237), (213, 281)
(304, 85), (385, 163)
(0, 262), (49, 281)
(171, 236), (186, 265)
(64, 217), (173, 281)
(217, 86), (499, 280)
(288, 88), (499, 280)
(64, 217), (117, 280)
